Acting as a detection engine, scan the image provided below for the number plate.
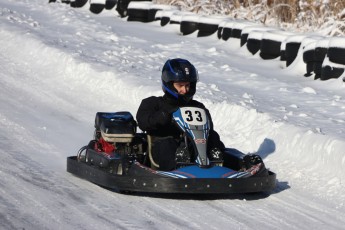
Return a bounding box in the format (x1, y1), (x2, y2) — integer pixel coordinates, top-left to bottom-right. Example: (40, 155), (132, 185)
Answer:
(180, 107), (207, 126)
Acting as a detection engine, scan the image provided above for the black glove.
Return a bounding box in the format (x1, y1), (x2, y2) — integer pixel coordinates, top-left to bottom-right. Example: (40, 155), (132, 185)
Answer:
(155, 103), (178, 126)
(242, 154), (263, 169)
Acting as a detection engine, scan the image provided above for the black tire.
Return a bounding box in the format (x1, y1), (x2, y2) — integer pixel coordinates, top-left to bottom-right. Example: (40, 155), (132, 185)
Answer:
(303, 49), (316, 77)
(260, 39), (281, 60)
(280, 50), (286, 62)
(313, 61), (323, 79)
(161, 16), (170, 26)
(327, 47), (345, 65)
(116, 0), (130, 18)
(314, 47), (328, 62)
(170, 20), (180, 25)
(312, 47), (328, 78)
(240, 33), (249, 47)
(303, 49), (315, 64)
(246, 38), (261, 55)
(105, 0), (117, 10)
(90, 4), (105, 14)
(321, 65), (345, 80)
(148, 9), (160, 22)
(197, 23), (218, 37)
(231, 28), (242, 39)
(285, 42), (301, 67)
(221, 27), (232, 41)
(70, 0), (87, 7)
(127, 8), (150, 22)
(180, 20), (198, 36)
(217, 26), (223, 39)
(304, 62), (314, 77)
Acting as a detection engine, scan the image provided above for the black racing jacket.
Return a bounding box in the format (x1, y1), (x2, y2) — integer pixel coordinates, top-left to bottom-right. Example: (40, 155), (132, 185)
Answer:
(136, 94), (225, 150)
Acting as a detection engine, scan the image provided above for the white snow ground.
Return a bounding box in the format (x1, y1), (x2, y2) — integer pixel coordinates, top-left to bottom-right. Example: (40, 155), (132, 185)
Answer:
(0, 0), (345, 229)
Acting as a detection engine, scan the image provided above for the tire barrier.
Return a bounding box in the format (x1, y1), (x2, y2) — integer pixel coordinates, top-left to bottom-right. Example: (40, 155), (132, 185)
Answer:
(70, 0), (88, 8)
(148, 5), (178, 23)
(180, 14), (200, 36)
(327, 37), (345, 65)
(283, 35), (306, 67)
(313, 39), (330, 79)
(230, 21), (256, 47)
(259, 30), (292, 60)
(302, 48), (315, 77)
(321, 37), (345, 80)
(217, 20), (231, 40)
(241, 26), (276, 47)
(221, 21), (233, 41)
(116, 0), (130, 17)
(89, 0), (107, 14)
(127, 1), (154, 22)
(246, 30), (268, 55)
(51, 1), (345, 83)
(105, 0), (117, 10)
(285, 42), (300, 66)
(197, 16), (226, 38)
(156, 10), (179, 26)
(301, 36), (323, 77)
(321, 63), (345, 81)
(170, 11), (193, 25)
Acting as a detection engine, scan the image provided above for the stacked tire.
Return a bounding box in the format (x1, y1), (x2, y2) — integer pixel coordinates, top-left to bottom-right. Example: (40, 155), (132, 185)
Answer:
(89, 0), (106, 14)
(148, 4), (178, 22)
(70, 0), (88, 8)
(259, 30), (293, 60)
(220, 21), (234, 41)
(321, 37), (345, 81)
(241, 26), (276, 47)
(313, 39), (330, 79)
(197, 16), (226, 38)
(180, 14), (200, 36)
(301, 36), (324, 77)
(105, 0), (117, 10)
(127, 1), (153, 22)
(246, 30), (271, 55)
(230, 21), (255, 46)
(282, 35), (306, 67)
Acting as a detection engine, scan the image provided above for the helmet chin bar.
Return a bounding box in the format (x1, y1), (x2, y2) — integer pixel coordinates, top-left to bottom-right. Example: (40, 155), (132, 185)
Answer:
(163, 83), (195, 104)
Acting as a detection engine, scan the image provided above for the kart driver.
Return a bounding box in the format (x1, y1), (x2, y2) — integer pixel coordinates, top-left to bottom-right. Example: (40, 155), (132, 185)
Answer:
(136, 58), (225, 171)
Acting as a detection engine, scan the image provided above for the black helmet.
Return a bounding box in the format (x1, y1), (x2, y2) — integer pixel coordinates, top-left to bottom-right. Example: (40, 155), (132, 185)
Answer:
(161, 58), (199, 103)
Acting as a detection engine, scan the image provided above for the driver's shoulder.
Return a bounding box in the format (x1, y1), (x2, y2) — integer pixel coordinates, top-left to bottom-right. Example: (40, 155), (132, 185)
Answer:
(188, 99), (206, 109)
(142, 96), (163, 103)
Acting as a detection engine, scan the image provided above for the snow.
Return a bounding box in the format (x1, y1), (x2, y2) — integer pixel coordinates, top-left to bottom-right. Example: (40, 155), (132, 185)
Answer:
(1, 0), (345, 229)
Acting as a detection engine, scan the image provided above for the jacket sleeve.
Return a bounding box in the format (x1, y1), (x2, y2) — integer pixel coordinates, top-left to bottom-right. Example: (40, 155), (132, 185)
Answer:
(136, 97), (159, 131)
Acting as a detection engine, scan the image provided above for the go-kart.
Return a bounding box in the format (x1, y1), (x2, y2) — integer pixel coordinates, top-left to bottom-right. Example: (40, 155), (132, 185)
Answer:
(67, 106), (276, 194)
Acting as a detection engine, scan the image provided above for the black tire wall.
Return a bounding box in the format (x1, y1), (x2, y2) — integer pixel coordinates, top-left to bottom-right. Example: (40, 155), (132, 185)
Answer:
(105, 0), (117, 10)
(90, 4), (105, 14)
(313, 47), (328, 79)
(70, 0), (87, 7)
(197, 23), (218, 37)
(285, 42), (301, 67)
(180, 21), (198, 35)
(246, 38), (261, 55)
(260, 39), (281, 59)
(221, 27), (232, 41)
(303, 49), (315, 77)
